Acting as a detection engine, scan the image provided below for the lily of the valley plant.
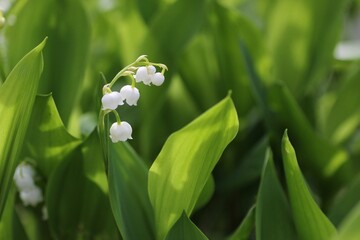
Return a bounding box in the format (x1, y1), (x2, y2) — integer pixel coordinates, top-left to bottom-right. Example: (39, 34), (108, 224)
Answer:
(100, 55), (167, 142)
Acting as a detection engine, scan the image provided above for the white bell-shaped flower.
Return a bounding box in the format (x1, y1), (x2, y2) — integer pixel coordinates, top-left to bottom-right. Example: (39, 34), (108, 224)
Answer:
(151, 72), (165, 86)
(102, 91), (124, 110)
(119, 85), (140, 106)
(109, 121), (133, 142)
(135, 65), (156, 85)
(14, 164), (36, 191)
(20, 186), (44, 207)
(135, 66), (147, 83)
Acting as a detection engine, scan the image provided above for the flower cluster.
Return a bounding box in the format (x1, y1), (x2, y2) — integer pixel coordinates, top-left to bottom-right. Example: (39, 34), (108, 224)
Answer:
(100, 55), (167, 142)
(13, 162), (43, 207)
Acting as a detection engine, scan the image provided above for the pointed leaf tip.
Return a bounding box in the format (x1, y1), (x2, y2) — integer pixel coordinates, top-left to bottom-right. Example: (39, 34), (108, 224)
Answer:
(34, 37), (48, 52)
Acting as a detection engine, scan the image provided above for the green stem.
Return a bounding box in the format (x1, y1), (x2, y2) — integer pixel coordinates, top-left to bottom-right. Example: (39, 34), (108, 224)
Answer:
(109, 56), (149, 88)
(97, 109), (109, 174)
(112, 110), (121, 124)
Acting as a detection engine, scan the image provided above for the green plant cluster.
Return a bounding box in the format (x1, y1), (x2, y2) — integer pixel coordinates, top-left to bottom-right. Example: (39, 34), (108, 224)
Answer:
(1, 0), (360, 239)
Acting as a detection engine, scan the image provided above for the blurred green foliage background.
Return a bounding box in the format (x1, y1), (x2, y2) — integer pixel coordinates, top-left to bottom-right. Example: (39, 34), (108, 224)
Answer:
(1, 0), (360, 239)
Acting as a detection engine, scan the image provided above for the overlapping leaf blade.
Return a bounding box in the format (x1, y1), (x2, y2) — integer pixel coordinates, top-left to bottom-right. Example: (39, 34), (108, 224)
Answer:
(165, 212), (208, 240)
(256, 149), (296, 240)
(227, 206), (255, 240)
(282, 131), (337, 240)
(25, 95), (81, 177)
(107, 142), (155, 240)
(0, 38), (46, 217)
(148, 96), (239, 239)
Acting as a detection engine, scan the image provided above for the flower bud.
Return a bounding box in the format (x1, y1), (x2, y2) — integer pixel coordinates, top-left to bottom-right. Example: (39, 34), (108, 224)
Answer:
(20, 187), (43, 207)
(119, 85), (140, 106)
(102, 91), (123, 110)
(109, 121), (133, 142)
(151, 72), (165, 86)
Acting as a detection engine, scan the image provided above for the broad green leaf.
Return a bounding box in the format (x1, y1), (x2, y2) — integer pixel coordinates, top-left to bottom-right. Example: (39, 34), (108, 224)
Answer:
(6, 0), (91, 126)
(148, 96), (239, 239)
(194, 175), (215, 211)
(0, 38), (46, 217)
(82, 131), (109, 194)
(281, 131), (337, 240)
(25, 95), (81, 178)
(80, 132), (119, 239)
(165, 212), (208, 240)
(47, 145), (118, 239)
(0, 187), (29, 240)
(0, 191), (14, 239)
(46, 149), (86, 238)
(108, 142), (155, 240)
(256, 149), (296, 240)
(227, 206), (255, 240)
(138, 0), (208, 160)
(333, 202), (360, 240)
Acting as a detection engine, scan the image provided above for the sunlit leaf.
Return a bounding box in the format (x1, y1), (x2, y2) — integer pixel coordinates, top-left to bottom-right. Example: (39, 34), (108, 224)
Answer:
(25, 95), (81, 178)
(281, 131), (337, 240)
(148, 96), (239, 239)
(0, 38), (46, 217)
(165, 212), (208, 240)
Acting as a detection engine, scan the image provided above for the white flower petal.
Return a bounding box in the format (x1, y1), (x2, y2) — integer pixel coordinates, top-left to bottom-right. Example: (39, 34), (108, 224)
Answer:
(109, 121), (133, 142)
(135, 67), (148, 83)
(102, 91), (123, 110)
(119, 85), (140, 106)
(147, 65), (156, 74)
(151, 72), (165, 86)
(20, 187), (43, 207)
(14, 164), (36, 191)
